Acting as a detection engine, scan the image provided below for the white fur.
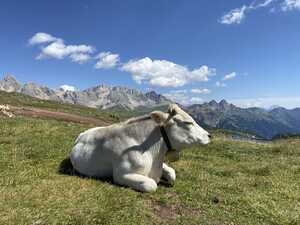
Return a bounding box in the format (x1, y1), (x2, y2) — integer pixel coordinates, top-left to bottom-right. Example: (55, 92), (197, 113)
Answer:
(70, 104), (210, 192)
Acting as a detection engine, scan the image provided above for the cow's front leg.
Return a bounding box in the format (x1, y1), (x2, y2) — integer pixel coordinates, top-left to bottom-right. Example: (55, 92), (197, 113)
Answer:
(161, 163), (176, 184)
(114, 173), (157, 192)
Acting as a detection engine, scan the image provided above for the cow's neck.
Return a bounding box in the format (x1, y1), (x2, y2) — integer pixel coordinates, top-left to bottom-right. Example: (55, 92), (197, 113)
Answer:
(146, 132), (168, 161)
(126, 121), (168, 160)
(159, 126), (175, 152)
(142, 126), (168, 158)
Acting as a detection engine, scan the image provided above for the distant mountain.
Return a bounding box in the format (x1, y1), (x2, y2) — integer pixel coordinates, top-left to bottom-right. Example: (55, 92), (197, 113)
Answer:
(267, 105), (282, 111)
(0, 75), (172, 110)
(145, 91), (170, 105)
(0, 75), (22, 92)
(1, 75), (300, 139)
(187, 100), (300, 139)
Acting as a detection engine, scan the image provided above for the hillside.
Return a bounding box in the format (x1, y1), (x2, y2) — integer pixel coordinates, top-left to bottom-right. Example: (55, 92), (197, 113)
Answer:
(0, 90), (121, 124)
(0, 96), (299, 225)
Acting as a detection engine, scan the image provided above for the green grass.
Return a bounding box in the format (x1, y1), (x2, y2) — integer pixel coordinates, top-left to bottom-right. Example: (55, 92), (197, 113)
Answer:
(1, 115), (300, 225)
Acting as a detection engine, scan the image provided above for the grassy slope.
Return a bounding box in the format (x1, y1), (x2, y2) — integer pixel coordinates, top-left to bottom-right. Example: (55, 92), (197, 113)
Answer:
(0, 90), (120, 123)
(1, 115), (299, 225)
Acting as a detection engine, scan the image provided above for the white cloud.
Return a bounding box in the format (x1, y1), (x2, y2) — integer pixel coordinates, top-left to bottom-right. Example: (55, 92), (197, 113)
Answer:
(191, 88), (211, 94)
(169, 89), (188, 94)
(222, 72), (236, 81)
(37, 41), (94, 60)
(163, 92), (203, 105)
(190, 97), (204, 103)
(30, 32), (95, 64)
(28, 32), (61, 45)
(60, 84), (77, 92)
(220, 5), (247, 24)
(121, 57), (216, 88)
(70, 53), (91, 64)
(215, 72), (236, 87)
(250, 0), (275, 8)
(94, 52), (120, 69)
(281, 0), (300, 11)
(216, 81), (227, 87)
(220, 0), (278, 25)
(230, 97), (300, 109)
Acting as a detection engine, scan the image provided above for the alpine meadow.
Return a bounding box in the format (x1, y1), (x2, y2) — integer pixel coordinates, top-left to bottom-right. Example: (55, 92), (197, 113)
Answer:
(1, 1), (300, 224)
(0, 91), (300, 225)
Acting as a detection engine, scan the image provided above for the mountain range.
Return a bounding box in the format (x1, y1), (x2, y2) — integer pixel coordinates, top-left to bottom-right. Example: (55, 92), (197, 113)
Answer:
(186, 100), (300, 139)
(1, 74), (300, 139)
(0, 75), (171, 110)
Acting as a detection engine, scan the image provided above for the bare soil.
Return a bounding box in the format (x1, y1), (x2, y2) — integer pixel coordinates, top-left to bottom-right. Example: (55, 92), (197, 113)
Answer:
(9, 105), (110, 126)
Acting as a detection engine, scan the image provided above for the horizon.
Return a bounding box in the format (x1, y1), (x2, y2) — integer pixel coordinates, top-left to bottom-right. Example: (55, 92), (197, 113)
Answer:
(1, 1), (300, 109)
(2, 74), (299, 110)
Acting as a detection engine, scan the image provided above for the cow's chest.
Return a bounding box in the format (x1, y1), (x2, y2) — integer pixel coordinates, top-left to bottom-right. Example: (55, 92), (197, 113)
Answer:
(140, 152), (164, 182)
(124, 150), (164, 182)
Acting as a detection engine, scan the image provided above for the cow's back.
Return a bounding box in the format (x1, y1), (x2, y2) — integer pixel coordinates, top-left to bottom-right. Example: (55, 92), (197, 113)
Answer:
(70, 126), (117, 178)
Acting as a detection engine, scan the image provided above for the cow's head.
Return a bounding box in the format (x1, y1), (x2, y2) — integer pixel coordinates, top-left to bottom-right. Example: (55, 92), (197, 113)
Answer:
(150, 104), (211, 149)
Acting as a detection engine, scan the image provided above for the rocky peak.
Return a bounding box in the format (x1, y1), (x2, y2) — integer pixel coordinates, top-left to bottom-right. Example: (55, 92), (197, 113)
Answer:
(112, 86), (142, 95)
(268, 105), (283, 111)
(145, 91), (171, 104)
(145, 91), (160, 102)
(219, 99), (234, 111)
(208, 100), (218, 107)
(0, 74), (22, 92)
(220, 99), (228, 106)
(3, 74), (18, 82)
(269, 106), (287, 114)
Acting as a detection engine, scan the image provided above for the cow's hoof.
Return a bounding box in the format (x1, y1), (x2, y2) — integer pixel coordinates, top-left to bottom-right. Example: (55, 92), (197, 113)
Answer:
(164, 168), (176, 184)
(139, 180), (158, 192)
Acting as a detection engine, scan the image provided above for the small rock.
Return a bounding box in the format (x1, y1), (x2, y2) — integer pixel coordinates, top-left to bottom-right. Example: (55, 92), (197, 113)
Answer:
(0, 104), (14, 118)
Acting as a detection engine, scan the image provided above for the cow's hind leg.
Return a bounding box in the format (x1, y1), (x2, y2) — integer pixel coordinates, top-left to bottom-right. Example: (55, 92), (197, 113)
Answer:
(161, 163), (176, 184)
(114, 173), (157, 192)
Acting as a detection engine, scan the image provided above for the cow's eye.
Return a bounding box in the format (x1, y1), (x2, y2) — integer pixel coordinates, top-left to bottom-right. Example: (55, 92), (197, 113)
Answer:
(184, 121), (193, 125)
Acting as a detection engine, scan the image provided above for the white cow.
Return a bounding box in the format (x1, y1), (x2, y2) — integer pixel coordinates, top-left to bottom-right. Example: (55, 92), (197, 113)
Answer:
(70, 104), (211, 192)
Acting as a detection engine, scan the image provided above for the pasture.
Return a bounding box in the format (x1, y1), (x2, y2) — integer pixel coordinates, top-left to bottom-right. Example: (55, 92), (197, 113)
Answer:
(0, 116), (299, 225)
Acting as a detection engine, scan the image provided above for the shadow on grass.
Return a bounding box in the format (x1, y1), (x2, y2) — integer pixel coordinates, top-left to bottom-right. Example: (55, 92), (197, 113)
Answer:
(58, 157), (174, 190)
(58, 157), (77, 176)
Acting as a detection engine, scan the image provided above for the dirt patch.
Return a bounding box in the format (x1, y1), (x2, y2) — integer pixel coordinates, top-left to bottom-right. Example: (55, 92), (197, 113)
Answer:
(9, 106), (110, 126)
(151, 194), (202, 221)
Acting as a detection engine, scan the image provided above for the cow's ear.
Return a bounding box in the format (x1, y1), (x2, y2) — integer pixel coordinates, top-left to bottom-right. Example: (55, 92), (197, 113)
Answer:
(150, 111), (168, 125)
(168, 104), (180, 116)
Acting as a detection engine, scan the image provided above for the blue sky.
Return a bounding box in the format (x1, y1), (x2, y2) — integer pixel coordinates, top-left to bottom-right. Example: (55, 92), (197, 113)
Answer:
(0, 0), (300, 108)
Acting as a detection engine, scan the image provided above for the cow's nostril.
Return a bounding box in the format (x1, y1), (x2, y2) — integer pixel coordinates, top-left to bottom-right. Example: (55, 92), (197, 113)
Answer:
(208, 134), (212, 138)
